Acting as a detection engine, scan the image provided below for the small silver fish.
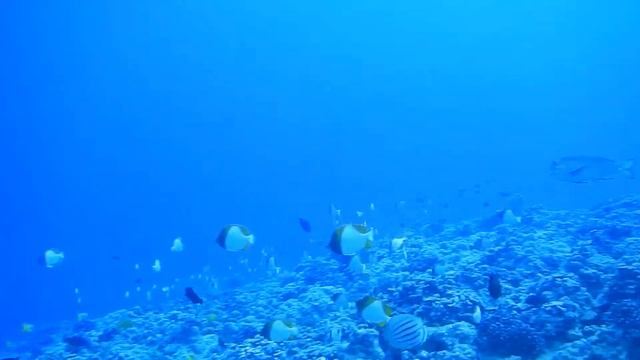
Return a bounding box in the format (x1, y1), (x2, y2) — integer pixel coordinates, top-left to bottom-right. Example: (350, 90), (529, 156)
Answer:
(472, 305), (482, 324)
(550, 156), (634, 183)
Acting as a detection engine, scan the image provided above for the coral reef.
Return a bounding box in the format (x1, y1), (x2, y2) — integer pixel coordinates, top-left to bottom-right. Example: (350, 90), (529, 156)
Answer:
(7, 196), (640, 359)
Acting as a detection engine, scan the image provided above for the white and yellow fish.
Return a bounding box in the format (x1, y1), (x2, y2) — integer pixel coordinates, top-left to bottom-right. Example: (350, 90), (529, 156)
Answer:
(472, 305), (482, 324)
(261, 320), (298, 341)
(328, 224), (374, 256)
(43, 249), (64, 268)
(152, 259), (162, 272)
(502, 209), (521, 225)
(356, 296), (392, 326)
(216, 224), (254, 251)
(171, 237), (184, 252)
(267, 256), (280, 275)
(390, 237), (407, 252)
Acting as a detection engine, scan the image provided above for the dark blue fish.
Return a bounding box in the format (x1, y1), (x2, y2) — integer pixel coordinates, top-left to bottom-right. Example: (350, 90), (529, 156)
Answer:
(298, 218), (311, 232)
(525, 293), (547, 307)
(185, 287), (203, 304)
(488, 273), (502, 299)
(63, 335), (92, 349)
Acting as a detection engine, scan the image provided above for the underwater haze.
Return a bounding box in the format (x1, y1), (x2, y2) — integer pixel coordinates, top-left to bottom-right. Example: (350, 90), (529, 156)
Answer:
(1, 0), (639, 359)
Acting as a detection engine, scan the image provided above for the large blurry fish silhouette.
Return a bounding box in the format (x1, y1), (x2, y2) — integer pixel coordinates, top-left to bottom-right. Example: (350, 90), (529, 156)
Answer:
(184, 287), (203, 304)
(488, 272), (502, 299)
(550, 156), (634, 183)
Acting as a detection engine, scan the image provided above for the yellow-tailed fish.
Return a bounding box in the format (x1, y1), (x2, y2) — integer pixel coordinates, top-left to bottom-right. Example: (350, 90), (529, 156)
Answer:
(356, 296), (392, 326)
(216, 224), (254, 251)
(329, 224), (374, 256)
(261, 320), (298, 341)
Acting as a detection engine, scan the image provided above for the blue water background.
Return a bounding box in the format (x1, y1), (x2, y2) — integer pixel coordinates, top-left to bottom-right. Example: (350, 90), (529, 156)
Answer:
(1, 0), (638, 344)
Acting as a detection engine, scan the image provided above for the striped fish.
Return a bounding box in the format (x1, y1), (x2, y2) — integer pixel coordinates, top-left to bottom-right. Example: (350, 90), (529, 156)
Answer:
(383, 314), (428, 350)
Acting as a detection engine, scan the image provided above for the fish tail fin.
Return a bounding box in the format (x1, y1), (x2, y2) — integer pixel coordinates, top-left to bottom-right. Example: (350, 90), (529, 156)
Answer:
(621, 160), (635, 179)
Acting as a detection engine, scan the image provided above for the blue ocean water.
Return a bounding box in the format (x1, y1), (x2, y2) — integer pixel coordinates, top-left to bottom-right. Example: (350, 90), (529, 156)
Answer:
(1, 1), (639, 358)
